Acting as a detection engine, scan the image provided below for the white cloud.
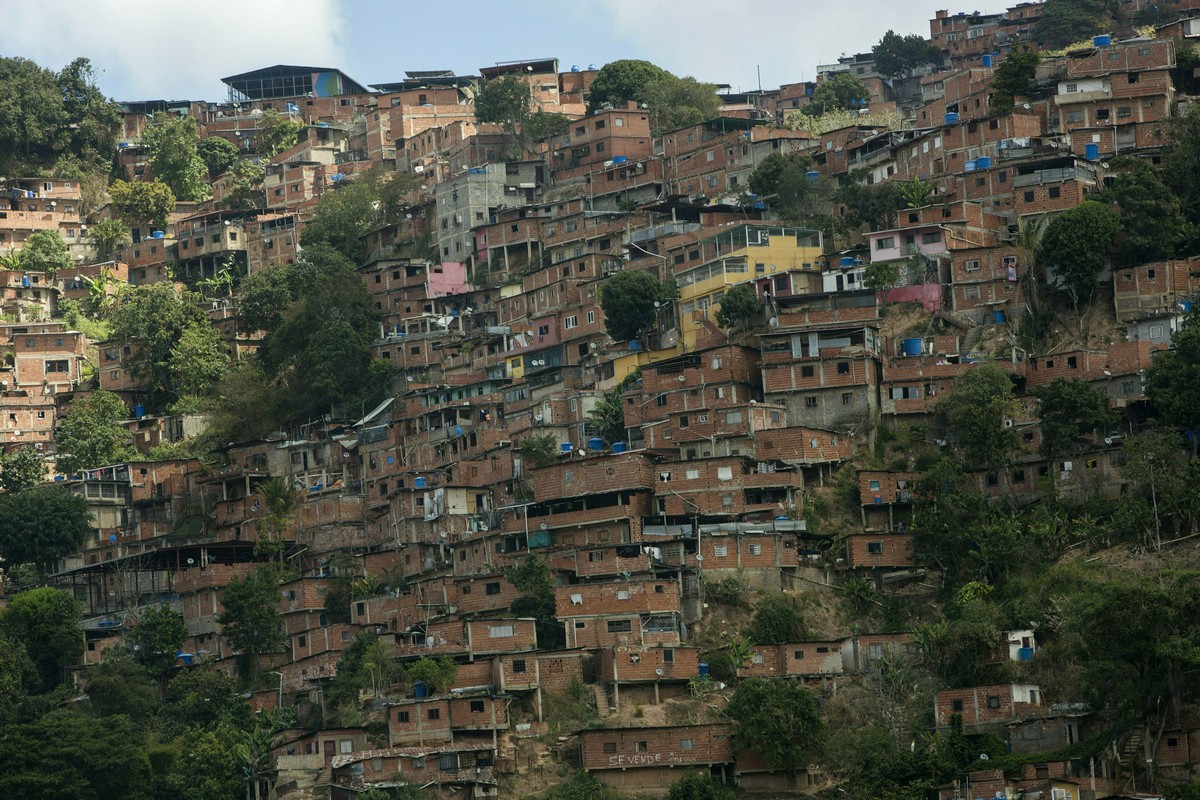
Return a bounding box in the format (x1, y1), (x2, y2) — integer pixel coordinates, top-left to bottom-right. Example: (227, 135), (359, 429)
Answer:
(558, 0), (1006, 91)
(0, 0), (349, 100)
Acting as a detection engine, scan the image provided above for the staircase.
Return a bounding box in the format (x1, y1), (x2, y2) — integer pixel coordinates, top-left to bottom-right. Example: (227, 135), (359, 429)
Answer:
(1118, 725), (1145, 769)
(592, 684), (612, 718)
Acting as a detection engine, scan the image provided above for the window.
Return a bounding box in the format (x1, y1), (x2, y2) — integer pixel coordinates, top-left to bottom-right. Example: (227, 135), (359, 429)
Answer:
(635, 741), (648, 752)
(805, 396), (818, 408)
(965, 259), (980, 272)
(489, 625), (514, 638)
(867, 541), (883, 554)
(875, 237), (895, 250)
(801, 365), (815, 377)
(340, 739), (353, 754)
(748, 543), (762, 556)
(680, 738), (693, 750)
(842, 392), (853, 405)
(485, 582), (502, 595)
(428, 708), (440, 720)
(587, 310), (595, 324)
(397, 710), (410, 722)
(45, 360), (69, 373)
(470, 700), (485, 713)
(564, 315), (578, 330)
(987, 695), (1001, 709)
(965, 285), (981, 299)
(717, 466), (733, 480)
(952, 699), (965, 712)
(512, 659), (527, 673)
(603, 742), (617, 753)
(714, 545), (728, 557)
(837, 361), (850, 374)
(1048, 186), (1060, 199)
(655, 395), (667, 407)
(607, 619), (632, 633)
(921, 231), (941, 244)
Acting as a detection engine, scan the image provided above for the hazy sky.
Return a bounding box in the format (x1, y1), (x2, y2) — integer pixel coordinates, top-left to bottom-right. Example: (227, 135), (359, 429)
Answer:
(0, 0), (1011, 101)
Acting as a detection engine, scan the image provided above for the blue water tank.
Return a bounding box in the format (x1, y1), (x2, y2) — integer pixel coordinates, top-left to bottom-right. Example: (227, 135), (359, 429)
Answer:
(561, 442), (574, 453)
(414, 476), (427, 488)
(993, 310), (1007, 324)
(698, 663), (710, 677)
(1093, 34), (1112, 47)
(982, 54), (993, 67)
(1018, 647), (1034, 662)
(588, 437), (604, 451)
(612, 155), (627, 164)
(571, 65), (581, 72)
(1085, 143), (1100, 161)
(21, 274), (30, 287)
(976, 156), (992, 169)
(413, 680), (428, 698)
(944, 112), (959, 125)
(964, 159), (978, 172)
(133, 404), (145, 419)
(611, 442), (627, 453)
(151, 230), (165, 239)
(805, 170), (821, 184)
(453, 425), (464, 437)
(628, 340), (641, 351)
(840, 256), (855, 267)
(900, 338), (923, 357)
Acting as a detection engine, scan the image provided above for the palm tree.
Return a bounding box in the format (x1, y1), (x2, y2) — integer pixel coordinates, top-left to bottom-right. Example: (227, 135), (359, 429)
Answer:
(1010, 215), (1049, 317)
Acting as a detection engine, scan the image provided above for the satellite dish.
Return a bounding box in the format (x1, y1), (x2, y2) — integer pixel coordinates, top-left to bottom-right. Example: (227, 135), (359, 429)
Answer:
(655, 668), (665, 676)
(108, 533), (118, 543)
(186, 558), (195, 565)
(539, 523), (549, 530)
(577, 449), (587, 457)
(768, 317), (779, 327)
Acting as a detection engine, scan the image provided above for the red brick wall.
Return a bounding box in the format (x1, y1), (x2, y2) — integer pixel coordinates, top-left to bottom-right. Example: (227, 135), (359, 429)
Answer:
(580, 724), (732, 770)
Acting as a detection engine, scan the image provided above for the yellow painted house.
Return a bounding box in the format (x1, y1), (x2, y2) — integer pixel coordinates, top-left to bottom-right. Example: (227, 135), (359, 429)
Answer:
(674, 224), (823, 349)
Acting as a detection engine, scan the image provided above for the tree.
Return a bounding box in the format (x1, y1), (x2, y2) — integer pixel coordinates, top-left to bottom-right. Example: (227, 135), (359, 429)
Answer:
(108, 179), (176, 229)
(0, 636), (34, 723)
(475, 73), (532, 125)
(142, 114), (210, 201)
(196, 135), (240, 179)
(745, 593), (808, 644)
(520, 432), (560, 468)
(169, 321), (229, 402)
(1145, 312), (1200, 453)
(587, 59), (671, 111)
(1163, 103), (1200, 232)
(715, 283), (761, 329)
(1035, 0), (1115, 48)
(525, 111), (572, 143)
(587, 389), (626, 444)
(506, 553), (563, 648)
(990, 47), (1040, 114)
(1036, 199), (1120, 311)
(837, 170), (907, 231)
(221, 159), (265, 210)
(864, 259), (902, 291)
(872, 30), (940, 77)
(0, 446), (46, 492)
(1032, 378), (1114, 461)
(0, 710), (153, 800)
(748, 151), (812, 197)
(256, 243), (387, 420)
(0, 587), (83, 689)
(406, 656), (459, 694)
(299, 172), (394, 263)
(1119, 429), (1191, 547)
(217, 567), (285, 678)
(84, 655), (158, 720)
(803, 73), (869, 117)
(125, 604), (188, 679)
(938, 363), (1024, 473)
(599, 269), (672, 342)
(88, 217), (130, 259)
(55, 390), (135, 474)
(17, 230), (72, 276)
(108, 282), (212, 407)
(255, 110), (304, 158)
(0, 487), (91, 574)
(667, 771), (739, 800)
(641, 74), (721, 136)
(169, 724), (244, 800)
(726, 678), (823, 771)
(237, 263), (294, 333)
(1100, 155), (1189, 266)
(0, 56), (121, 173)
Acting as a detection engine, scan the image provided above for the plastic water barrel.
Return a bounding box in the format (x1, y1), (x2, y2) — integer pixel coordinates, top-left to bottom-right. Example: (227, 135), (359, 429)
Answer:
(982, 54), (993, 67)
(698, 663), (710, 677)
(413, 681), (428, 698)
(900, 338), (923, 357)
(1093, 34), (1112, 47)
(611, 442), (627, 453)
(628, 340), (641, 351)
(976, 156), (992, 169)
(560, 442), (573, 453)
(151, 230), (165, 239)
(612, 155), (627, 164)
(840, 256), (855, 267)
(1085, 143), (1099, 161)
(993, 310), (1007, 324)
(805, 170), (821, 184)
(944, 112), (959, 125)
(588, 437), (604, 451)
(414, 476), (427, 488)
(964, 160), (977, 172)
(133, 404), (145, 419)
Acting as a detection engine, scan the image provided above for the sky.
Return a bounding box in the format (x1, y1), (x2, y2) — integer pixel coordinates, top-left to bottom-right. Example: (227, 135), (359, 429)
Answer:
(0, 0), (1013, 102)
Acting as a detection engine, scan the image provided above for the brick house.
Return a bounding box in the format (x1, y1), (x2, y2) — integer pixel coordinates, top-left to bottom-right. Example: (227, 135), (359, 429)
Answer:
(579, 724), (733, 789)
(934, 682), (1045, 728)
